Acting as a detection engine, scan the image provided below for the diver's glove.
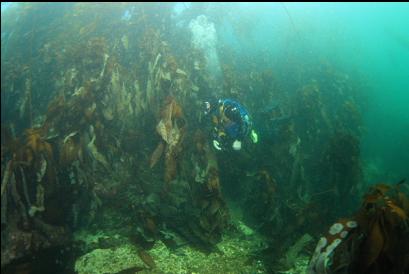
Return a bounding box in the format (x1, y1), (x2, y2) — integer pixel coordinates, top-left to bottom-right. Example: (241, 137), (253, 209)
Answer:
(232, 140), (242, 151)
(250, 129), (258, 143)
(213, 140), (222, 151)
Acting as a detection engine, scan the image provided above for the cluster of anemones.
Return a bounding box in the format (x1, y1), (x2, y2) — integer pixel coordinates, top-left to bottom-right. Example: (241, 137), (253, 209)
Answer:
(308, 219), (358, 274)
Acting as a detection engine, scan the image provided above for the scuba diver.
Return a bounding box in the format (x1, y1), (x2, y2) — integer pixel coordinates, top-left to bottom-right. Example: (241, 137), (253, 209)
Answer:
(203, 98), (258, 151)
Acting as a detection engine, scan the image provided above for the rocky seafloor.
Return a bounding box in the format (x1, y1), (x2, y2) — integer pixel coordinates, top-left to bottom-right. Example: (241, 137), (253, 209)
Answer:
(74, 221), (284, 274)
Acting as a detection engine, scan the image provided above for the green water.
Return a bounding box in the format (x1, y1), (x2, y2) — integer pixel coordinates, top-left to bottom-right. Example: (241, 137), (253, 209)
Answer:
(306, 3), (409, 179)
(219, 2), (409, 180)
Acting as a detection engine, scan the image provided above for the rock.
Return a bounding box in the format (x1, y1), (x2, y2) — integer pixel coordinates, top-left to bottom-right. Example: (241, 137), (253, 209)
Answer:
(74, 245), (146, 274)
(1, 218), (70, 268)
(237, 221), (255, 237)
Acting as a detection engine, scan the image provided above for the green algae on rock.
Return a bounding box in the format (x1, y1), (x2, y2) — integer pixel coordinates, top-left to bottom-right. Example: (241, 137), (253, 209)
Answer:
(75, 245), (146, 274)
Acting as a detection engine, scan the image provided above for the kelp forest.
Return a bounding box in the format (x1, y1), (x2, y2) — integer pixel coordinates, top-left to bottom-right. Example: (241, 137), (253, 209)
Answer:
(1, 3), (408, 274)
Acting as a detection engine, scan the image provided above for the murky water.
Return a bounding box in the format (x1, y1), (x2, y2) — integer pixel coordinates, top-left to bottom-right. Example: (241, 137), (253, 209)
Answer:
(2, 3), (408, 274)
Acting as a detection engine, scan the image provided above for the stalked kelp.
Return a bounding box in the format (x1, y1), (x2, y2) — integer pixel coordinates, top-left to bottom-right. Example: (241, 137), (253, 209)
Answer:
(153, 96), (186, 185)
